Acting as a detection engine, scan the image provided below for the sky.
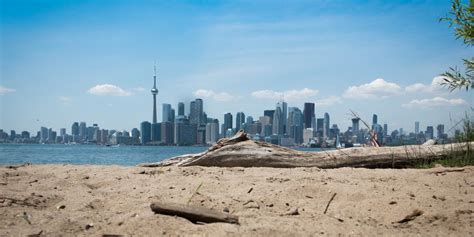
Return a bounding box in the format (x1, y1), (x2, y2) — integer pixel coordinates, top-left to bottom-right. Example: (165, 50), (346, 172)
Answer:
(1, 0), (473, 135)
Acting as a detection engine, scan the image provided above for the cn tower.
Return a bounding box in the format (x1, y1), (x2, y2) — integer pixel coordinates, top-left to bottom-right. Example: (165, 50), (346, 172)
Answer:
(151, 64), (158, 124)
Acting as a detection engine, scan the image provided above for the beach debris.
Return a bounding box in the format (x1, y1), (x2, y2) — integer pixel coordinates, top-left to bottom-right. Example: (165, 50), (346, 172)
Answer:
(389, 201), (397, 205)
(150, 201), (239, 224)
(28, 180), (38, 184)
(57, 204), (66, 210)
(223, 207), (230, 213)
(247, 187), (253, 194)
(139, 131), (474, 169)
(243, 200), (260, 209)
(26, 230), (43, 237)
(187, 182), (203, 205)
(396, 209), (424, 224)
(283, 208), (299, 216)
(85, 223), (94, 230)
(6, 163), (31, 170)
(323, 193), (337, 214)
(23, 212), (32, 224)
(429, 166), (465, 176)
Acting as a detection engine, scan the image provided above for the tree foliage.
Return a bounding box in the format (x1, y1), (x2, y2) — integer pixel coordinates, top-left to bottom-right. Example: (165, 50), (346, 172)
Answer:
(440, 0), (473, 91)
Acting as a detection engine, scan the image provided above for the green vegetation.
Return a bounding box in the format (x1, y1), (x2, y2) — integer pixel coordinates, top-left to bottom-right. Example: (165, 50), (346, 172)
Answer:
(440, 0), (473, 91)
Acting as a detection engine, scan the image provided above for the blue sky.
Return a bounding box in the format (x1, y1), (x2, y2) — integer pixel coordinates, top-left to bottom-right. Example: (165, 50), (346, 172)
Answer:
(1, 0), (472, 135)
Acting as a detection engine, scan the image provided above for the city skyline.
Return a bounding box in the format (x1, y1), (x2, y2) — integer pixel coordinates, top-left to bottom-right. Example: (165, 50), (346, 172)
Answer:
(1, 0), (473, 134)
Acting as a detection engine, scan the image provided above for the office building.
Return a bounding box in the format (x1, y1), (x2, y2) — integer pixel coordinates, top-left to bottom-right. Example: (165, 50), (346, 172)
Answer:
(236, 112), (245, 131)
(303, 103), (315, 129)
(140, 121), (151, 144)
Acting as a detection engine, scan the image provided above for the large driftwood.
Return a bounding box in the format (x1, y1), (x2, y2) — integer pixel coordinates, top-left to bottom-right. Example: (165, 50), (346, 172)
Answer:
(150, 202), (239, 224)
(139, 131), (473, 168)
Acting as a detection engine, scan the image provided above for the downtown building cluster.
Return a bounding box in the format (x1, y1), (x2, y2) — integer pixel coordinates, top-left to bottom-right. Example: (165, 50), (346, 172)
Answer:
(137, 97), (453, 147)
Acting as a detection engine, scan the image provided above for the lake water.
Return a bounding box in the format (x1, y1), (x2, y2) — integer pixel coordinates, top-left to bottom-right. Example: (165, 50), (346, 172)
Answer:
(0, 143), (324, 166)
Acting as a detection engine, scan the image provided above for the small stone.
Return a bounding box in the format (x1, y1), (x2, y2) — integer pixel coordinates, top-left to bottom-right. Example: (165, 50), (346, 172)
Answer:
(284, 208), (299, 216)
(85, 223), (94, 230)
(223, 207), (230, 213)
(57, 204), (66, 210)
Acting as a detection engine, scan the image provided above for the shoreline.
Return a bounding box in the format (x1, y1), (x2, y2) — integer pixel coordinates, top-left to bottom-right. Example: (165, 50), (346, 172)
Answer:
(1, 164), (473, 236)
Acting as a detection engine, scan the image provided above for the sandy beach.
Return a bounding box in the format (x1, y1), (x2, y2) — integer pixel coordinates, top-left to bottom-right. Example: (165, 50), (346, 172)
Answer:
(1, 164), (473, 236)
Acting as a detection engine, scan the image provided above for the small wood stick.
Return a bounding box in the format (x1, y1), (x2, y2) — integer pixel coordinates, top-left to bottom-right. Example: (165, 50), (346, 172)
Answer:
(150, 202), (239, 224)
(323, 193), (337, 214)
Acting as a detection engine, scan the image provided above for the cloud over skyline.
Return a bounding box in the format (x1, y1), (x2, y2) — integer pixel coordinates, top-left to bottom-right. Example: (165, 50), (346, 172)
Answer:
(343, 79), (401, 99)
(87, 84), (132, 96)
(402, 97), (468, 109)
(194, 89), (237, 102)
(251, 88), (318, 101)
(405, 76), (446, 93)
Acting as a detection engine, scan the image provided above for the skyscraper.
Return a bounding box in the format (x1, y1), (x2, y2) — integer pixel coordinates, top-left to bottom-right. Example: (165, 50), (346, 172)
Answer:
(426, 126), (434, 139)
(79, 122), (87, 141)
(372, 114), (378, 126)
(178, 102), (185, 116)
(236, 112), (245, 131)
(140, 121), (151, 144)
(151, 64), (159, 124)
(224, 113), (233, 132)
(303, 103), (315, 129)
(272, 107), (283, 135)
(162, 104), (173, 123)
(264, 110), (275, 124)
(351, 118), (360, 134)
(190, 99), (204, 125)
(323, 113), (330, 139)
(436, 124), (445, 139)
(415, 121), (420, 134)
(277, 101), (287, 133)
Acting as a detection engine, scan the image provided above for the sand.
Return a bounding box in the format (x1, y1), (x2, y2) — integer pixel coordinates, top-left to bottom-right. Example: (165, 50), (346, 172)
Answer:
(1, 164), (473, 236)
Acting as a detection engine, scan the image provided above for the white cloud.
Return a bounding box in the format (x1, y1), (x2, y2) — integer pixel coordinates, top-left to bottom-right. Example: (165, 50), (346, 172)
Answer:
(405, 76), (446, 93)
(132, 87), (145, 92)
(251, 88), (318, 101)
(343, 78), (401, 99)
(88, 84), (132, 96)
(315, 96), (343, 107)
(194, 89), (237, 102)
(0, 86), (16, 95)
(402, 97), (468, 109)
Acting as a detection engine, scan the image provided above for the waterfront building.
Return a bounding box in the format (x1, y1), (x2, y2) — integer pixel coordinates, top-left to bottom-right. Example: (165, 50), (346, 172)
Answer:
(437, 124), (445, 139)
(140, 121), (151, 144)
(175, 117), (197, 145)
(303, 103), (315, 129)
(79, 122), (87, 141)
(426, 126), (434, 139)
(324, 113), (330, 139)
(40, 127), (48, 143)
(276, 101), (287, 133)
(223, 113), (233, 132)
(151, 123), (161, 142)
(263, 110), (275, 124)
(272, 107), (283, 135)
(190, 98), (204, 125)
(71, 122), (79, 142)
(162, 104), (173, 123)
(161, 121), (174, 145)
(236, 112), (245, 131)
(178, 102), (185, 116)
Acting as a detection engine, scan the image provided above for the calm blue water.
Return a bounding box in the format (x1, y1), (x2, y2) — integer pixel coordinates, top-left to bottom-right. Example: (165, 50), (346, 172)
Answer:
(0, 143), (323, 166)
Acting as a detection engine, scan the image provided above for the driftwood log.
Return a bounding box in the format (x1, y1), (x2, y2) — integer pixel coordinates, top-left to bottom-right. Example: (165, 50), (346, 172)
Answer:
(139, 131), (473, 168)
(150, 202), (239, 224)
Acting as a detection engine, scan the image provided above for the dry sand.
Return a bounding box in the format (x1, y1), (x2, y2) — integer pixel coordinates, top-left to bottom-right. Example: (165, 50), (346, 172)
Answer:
(1, 164), (473, 236)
